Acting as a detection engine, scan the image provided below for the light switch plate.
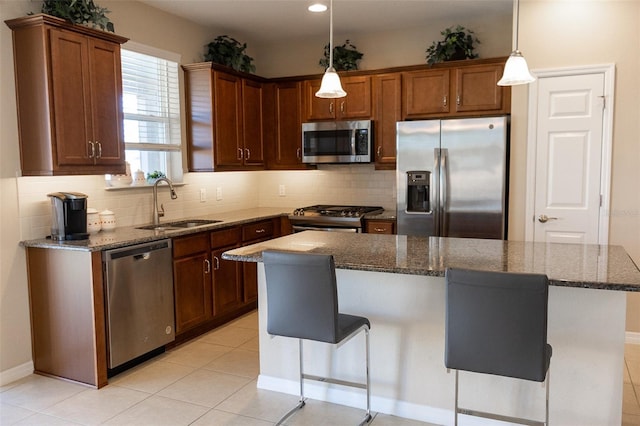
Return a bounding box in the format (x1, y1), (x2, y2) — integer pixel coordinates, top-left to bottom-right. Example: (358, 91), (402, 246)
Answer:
(278, 184), (286, 196)
(199, 188), (206, 202)
(216, 187), (223, 200)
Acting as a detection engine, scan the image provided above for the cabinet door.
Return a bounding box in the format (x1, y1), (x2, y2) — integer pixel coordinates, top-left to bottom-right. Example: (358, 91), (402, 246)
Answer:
(173, 252), (212, 333)
(270, 81), (305, 168)
(402, 69), (450, 118)
(340, 76), (372, 119)
(214, 72), (243, 167)
(242, 79), (265, 166)
(454, 64), (504, 113)
(184, 66), (215, 171)
(49, 29), (93, 167)
(373, 73), (401, 169)
(212, 246), (243, 315)
(88, 38), (125, 167)
(303, 79), (335, 120)
(365, 220), (396, 234)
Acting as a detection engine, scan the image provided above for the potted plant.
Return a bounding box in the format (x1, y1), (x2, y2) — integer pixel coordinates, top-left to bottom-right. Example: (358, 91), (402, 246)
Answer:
(204, 35), (256, 74)
(40, 0), (115, 32)
(319, 39), (363, 71)
(425, 25), (479, 66)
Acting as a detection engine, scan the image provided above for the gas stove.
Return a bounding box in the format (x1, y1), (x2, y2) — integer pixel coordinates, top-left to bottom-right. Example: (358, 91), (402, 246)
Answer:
(289, 205), (384, 232)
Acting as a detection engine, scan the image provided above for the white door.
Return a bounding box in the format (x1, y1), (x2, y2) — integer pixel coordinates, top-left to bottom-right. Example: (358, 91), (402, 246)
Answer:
(530, 72), (608, 244)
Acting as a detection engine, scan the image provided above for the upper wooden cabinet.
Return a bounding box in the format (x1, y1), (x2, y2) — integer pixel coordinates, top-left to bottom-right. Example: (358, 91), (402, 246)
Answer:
(372, 73), (402, 170)
(183, 63), (265, 171)
(265, 81), (314, 170)
(303, 75), (372, 121)
(6, 14), (128, 176)
(402, 59), (510, 119)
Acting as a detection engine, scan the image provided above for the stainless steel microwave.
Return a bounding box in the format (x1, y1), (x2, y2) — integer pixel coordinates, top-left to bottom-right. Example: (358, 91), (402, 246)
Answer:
(301, 120), (372, 164)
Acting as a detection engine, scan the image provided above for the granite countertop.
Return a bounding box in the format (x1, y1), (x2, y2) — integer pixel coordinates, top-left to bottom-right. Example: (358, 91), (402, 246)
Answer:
(222, 231), (640, 292)
(21, 208), (291, 252)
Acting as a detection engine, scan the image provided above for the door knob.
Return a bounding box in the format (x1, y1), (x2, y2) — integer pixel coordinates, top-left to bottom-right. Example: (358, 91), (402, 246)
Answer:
(538, 214), (558, 223)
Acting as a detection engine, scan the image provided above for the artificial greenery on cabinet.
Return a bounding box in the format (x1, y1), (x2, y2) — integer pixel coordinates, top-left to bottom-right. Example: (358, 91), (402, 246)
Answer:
(425, 25), (479, 65)
(204, 35), (256, 73)
(39, 0), (115, 32)
(319, 39), (363, 71)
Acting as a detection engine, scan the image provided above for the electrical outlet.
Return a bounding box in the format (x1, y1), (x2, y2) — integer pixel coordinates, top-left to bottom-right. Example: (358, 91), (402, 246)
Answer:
(199, 188), (206, 202)
(216, 187), (223, 201)
(278, 184), (286, 196)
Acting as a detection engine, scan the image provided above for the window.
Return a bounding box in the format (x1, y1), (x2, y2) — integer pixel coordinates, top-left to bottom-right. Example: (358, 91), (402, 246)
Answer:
(120, 42), (183, 182)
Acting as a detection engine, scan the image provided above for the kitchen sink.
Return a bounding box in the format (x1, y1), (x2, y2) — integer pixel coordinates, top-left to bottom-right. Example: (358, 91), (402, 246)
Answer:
(137, 219), (222, 230)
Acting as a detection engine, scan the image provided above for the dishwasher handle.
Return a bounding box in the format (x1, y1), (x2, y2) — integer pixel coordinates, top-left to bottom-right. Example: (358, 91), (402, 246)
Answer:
(133, 252), (151, 261)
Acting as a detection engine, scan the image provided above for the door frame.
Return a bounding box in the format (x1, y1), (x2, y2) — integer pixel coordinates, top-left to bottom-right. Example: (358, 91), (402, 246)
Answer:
(524, 64), (615, 244)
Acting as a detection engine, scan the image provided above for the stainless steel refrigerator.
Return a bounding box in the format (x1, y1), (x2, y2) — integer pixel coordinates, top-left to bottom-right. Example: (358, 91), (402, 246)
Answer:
(396, 116), (509, 239)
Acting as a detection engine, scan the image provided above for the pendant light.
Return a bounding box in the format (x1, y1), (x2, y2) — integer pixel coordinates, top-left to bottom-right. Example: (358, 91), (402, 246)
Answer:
(498, 0), (535, 86)
(315, 0), (346, 98)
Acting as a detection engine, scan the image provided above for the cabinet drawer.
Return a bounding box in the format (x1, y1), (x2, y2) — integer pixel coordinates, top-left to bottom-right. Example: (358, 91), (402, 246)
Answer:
(242, 220), (274, 242)
(365, 220), (395, 234)
(210, 226), (241, 249)
(173, 233), (209, 258)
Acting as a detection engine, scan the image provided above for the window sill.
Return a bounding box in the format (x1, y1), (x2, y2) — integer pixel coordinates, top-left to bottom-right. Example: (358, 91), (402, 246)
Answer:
(104, 182), (186, 191)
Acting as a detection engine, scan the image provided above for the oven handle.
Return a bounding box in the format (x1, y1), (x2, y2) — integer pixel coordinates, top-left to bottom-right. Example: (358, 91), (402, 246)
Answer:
(292, 225), (360, 233)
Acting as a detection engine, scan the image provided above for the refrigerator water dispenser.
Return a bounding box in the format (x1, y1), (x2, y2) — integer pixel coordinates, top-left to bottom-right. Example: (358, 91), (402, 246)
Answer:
(406, 171), (431, 213)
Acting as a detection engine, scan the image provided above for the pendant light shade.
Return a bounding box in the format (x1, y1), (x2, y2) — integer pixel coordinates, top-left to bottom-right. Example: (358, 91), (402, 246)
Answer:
(497, 0), (535, 86)
(315, 0), (346, 98)
(497, 51), (535, 86)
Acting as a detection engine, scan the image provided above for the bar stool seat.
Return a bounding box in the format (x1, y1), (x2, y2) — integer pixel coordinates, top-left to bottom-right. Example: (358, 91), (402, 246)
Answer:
(263, 250), (372, 425)
(445, 267), (552, 426)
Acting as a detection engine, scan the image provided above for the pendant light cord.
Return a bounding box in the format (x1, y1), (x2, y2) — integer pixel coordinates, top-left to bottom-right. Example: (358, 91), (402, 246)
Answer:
(329, 0), (334, 69)
(513, 0), (520, 51)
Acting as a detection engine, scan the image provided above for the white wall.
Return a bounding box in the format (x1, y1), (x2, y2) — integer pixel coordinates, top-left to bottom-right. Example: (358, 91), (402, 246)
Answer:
(512, 0), (640, 331)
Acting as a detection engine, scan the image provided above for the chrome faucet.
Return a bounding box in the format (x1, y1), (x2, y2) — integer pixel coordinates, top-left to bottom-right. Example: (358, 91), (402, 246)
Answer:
(152, 178), (178, 225)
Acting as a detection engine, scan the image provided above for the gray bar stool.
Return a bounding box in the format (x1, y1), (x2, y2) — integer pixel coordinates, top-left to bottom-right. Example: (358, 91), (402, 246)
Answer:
(445, 267), (552, 426)
(263, 250), (372, 426)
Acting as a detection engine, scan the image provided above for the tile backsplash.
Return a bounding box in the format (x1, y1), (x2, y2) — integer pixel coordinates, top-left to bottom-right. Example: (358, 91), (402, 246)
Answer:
(17, 164), (396, 240)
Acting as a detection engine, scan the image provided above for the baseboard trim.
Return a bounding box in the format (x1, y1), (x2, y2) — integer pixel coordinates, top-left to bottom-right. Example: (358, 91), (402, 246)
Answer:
(0, 361), (33, 387)
(626, 332), (640, 345)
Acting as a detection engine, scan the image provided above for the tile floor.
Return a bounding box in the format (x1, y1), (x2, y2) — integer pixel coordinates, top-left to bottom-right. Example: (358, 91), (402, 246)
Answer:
(1, 310), (638, 425)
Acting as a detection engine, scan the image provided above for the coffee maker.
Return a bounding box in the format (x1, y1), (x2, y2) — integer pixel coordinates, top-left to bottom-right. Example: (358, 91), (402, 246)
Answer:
(48, 192), (89, 241)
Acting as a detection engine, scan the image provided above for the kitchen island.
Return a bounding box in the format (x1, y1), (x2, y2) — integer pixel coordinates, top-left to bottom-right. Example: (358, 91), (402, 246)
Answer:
(223, 231), (640, 425)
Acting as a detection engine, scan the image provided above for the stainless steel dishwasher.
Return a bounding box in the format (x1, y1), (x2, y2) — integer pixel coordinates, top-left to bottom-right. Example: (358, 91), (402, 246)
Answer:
(103, 239), (175, 369)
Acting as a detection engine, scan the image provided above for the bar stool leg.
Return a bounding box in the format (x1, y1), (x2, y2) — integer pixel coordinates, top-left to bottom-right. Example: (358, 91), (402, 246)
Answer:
(454, 370), (459, 426)
(358, 327), (372, 426)
(275, 339), (306, 426)
(545, 368), (550, 426)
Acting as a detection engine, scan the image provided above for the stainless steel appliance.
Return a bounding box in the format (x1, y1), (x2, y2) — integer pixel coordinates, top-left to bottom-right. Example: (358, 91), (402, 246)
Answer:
(103, 239), (175, 369)
(47, 192), (89, 240)
(396, 116), (509, 239)
(290, 205), (384, 232)
(302, 120), (372, 164)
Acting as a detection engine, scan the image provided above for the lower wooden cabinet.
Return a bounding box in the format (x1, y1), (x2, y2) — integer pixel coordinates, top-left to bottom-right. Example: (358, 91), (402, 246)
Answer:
(172, 218), (281, 340)
(365, 219), (396, 234)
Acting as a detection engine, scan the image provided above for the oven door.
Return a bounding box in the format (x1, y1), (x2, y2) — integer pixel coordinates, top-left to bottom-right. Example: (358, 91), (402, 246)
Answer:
(292, 225), (360, 233)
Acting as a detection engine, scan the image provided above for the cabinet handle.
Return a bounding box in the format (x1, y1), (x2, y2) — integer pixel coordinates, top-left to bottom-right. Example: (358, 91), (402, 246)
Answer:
(204, 259), (211, 273)
(340, 101), (345, 113)
(296, 148), (301, 160)
(95, 141), (102, 159)
(88, 141), (95, 159)
(245, 148), (250, 160)
(443, 96), (447, 107)
(374, 227), (386, 232)
(456, 95), (461, 106)
(237, 148), (243, 160)
(329, 103), (334, 114)
(213, 256), (220, 270)
(377, 146), (382, 158)
(255, 228), (266, 234)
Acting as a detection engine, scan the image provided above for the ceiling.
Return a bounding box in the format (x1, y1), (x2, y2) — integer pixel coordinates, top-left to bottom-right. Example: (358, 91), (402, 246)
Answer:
(139, 0), (513, 43)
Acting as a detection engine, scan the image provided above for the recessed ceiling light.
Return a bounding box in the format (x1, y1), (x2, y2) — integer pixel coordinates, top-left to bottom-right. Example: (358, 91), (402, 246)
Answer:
(308, 3), (328, 13)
